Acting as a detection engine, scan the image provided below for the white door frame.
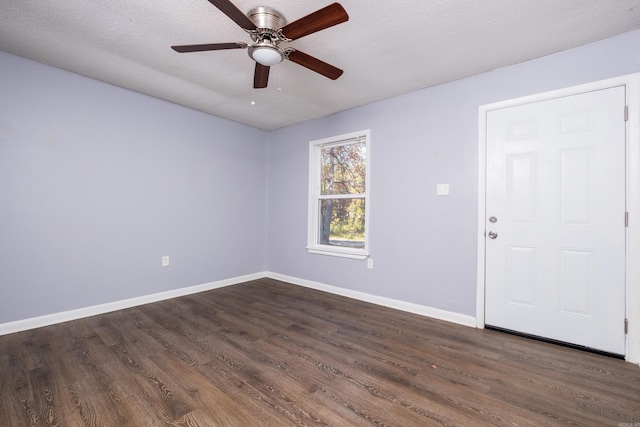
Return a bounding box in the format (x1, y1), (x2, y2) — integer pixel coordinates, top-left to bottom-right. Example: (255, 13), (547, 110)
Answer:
(476, 73), (640, 364)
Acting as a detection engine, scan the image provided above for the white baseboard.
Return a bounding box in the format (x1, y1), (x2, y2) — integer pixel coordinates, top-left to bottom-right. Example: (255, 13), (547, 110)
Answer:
(1, 271), (477, 337)
(266, 272), (477, 328)
(0, 271), (267, 336)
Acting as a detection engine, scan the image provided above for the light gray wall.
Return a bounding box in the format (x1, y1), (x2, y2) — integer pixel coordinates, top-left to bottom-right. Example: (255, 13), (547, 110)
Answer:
(0, 51), (268, 323)
(266, 30), (640, 316)
(2, 30), (639, 326)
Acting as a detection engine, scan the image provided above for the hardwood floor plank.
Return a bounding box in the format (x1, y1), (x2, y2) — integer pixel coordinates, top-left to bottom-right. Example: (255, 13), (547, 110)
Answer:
(0, 354), (26, 426)
(6, 338), (41, 426)
(1, 278), (639, 426)
(137, 304), (309, 425)
(148, 349), (260, 426)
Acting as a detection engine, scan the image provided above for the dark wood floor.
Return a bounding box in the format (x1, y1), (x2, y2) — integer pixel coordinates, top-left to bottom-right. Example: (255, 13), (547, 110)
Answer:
(1, 278), (639, 426)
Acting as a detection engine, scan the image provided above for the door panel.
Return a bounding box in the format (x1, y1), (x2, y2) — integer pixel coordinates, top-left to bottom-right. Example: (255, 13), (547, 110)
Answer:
(485, 86), (626, 355)
(559, 249), (594, 316)
(506, 153), (537, 223)
(506, 246), (536, 306)
(560, 148), (592, 225)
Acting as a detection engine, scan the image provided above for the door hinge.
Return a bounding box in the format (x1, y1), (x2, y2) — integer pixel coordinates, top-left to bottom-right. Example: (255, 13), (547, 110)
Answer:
(624, 105), (628, 121)
(625, 211), (629, 227)
(624, 318), (628, 334)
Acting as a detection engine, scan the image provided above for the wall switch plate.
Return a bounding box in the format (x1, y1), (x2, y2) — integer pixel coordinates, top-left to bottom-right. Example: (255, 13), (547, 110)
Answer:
(436, 184), (450, 196)
(367, 259), (374, 269)
(162, 256), (170, 267)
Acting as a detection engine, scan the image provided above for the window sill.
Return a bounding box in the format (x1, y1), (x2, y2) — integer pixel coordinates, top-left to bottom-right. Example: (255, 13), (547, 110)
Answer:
(306, 247), (369, 260)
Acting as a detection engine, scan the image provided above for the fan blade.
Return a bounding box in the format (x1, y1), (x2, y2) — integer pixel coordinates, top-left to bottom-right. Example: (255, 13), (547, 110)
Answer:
(254, 63), (270, 89)
(280, 3), (348, 41)
(207, 0), (256, 30)
(287, 50), (343, 80)
(171, 42), (247, 53)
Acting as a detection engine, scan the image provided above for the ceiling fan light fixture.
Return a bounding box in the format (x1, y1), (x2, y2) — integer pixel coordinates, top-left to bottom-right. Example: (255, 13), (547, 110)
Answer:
(248, 41), (284, 66)
(171, 1), (349, 88)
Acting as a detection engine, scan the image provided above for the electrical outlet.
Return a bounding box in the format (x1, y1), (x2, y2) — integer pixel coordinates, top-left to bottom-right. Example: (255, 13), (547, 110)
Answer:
(162, 256), (170, 267)
(367, 259), (374, 269)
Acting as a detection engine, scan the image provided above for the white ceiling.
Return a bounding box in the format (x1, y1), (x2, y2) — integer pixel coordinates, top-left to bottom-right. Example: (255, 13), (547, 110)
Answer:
(1, 1), (639, 130)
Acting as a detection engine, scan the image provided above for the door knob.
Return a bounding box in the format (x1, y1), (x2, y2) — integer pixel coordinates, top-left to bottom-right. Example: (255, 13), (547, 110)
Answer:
(488, 231), (498, 239)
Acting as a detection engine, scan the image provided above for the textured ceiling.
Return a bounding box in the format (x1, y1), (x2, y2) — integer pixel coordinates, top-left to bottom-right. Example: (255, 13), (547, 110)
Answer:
(1, 1), (640, 130)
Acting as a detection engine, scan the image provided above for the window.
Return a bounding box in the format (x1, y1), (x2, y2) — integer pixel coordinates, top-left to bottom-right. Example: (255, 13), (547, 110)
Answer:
(307, 130), (370, 259)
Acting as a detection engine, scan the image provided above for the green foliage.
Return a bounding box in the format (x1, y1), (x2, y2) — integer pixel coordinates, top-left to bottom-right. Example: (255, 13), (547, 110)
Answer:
(322, 198), (365, 242)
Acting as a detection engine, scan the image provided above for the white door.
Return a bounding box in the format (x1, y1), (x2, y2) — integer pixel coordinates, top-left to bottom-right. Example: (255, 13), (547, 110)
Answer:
(485, 86), (626, 355)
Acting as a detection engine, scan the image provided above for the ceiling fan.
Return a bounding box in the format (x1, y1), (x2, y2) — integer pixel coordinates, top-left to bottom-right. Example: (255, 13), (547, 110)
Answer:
(171, 1), (349, 89)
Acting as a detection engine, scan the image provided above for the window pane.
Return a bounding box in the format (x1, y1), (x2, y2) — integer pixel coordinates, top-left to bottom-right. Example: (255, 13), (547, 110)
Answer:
(321, 141), (366, 195)
(318, 198), (365, 248)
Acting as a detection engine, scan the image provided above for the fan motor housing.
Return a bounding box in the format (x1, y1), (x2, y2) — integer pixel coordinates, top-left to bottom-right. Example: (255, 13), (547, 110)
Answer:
(248, 7), (286, 31)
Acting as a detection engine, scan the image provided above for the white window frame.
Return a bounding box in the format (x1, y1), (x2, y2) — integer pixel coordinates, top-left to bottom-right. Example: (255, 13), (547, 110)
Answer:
(307, 129), (371, 260)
